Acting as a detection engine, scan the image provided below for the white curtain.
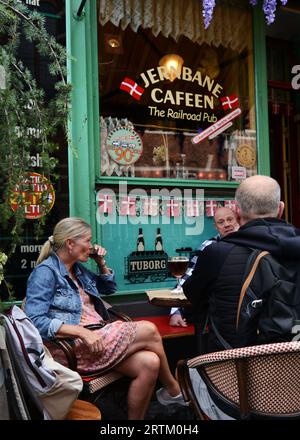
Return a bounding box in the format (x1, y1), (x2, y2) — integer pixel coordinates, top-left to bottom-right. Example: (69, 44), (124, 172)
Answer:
(99, 0), (251, 53)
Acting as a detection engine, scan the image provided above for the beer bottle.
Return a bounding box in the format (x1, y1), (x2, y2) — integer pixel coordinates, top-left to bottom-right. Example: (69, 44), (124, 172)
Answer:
(155, 228), (163, 251)
(137, 228), (145, 252)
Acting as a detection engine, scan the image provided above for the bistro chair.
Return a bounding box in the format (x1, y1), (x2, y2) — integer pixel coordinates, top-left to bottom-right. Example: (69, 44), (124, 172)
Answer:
(41, 299), (132, 417)
(21, 297), (132, 418)
(177, 341), (300, 420)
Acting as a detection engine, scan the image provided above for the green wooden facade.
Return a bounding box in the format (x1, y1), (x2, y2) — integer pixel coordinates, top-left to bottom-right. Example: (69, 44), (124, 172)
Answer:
(66, 0), (270, 297)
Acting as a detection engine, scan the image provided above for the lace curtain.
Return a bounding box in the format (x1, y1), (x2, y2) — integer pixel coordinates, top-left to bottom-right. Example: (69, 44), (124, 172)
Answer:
(98, 0), (250, 53)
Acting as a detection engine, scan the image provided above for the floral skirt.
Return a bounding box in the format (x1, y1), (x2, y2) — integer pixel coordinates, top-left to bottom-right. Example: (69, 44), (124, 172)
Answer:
(46, 320), (138, 374)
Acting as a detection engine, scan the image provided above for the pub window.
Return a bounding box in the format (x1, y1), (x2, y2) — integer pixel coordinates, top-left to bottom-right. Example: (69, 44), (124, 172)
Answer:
(98, 0), (257, 182)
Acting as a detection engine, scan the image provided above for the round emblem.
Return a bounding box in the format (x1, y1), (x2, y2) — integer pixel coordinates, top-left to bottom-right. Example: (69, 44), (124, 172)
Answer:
(10, 172), (55, 219)
(235, 144), (256, 168)
(106, 128), (143, 165)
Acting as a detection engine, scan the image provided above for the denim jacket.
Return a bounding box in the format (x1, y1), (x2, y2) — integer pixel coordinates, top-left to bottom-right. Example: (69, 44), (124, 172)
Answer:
(25, 253), (117, 341)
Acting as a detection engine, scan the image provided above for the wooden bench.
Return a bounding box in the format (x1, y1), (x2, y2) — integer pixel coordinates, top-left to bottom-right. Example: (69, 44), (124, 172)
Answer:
(133, 315), (195, 339)
(65, 399), (101, 420)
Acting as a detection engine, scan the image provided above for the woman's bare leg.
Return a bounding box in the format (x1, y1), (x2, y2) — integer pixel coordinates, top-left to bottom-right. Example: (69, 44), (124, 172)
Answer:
(124, 321), (181, 397)
(114, 350), (160, 419)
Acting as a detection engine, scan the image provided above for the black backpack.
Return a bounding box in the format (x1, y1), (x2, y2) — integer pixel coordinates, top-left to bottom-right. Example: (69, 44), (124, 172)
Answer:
(211, 249), (300, 349)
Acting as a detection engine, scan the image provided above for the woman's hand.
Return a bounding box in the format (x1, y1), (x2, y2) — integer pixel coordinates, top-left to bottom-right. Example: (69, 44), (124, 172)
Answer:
(90, 245), (106, 264)
(90, 245), (111, 274)
(79, 327), (104, 354)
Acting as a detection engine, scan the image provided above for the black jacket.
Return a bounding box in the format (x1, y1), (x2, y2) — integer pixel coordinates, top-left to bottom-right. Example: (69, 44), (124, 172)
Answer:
(183, 218), (300, 352)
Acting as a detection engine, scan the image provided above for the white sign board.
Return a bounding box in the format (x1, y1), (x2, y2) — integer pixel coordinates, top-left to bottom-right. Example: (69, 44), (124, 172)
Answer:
(231, 166), (246, 180)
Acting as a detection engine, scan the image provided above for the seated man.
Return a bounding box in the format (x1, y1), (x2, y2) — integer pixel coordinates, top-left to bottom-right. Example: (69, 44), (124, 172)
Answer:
(183, 175), (300, 419)
(169, 206), (239, 326)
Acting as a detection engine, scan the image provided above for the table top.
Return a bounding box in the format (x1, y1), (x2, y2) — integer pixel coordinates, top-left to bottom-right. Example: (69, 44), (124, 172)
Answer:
(145, 289), (191, 307)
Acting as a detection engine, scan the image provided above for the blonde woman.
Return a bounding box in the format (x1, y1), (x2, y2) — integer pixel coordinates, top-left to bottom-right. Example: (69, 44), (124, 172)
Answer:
(25, 217), (185, 419)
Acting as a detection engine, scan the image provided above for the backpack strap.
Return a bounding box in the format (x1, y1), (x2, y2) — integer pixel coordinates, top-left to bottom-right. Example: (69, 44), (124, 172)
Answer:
(236, 251), (269, 330)
(210, 316), (233, 349)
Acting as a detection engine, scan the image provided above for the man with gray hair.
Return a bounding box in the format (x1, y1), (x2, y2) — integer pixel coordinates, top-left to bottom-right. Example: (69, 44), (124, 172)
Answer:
(184, 175), (300, 353)
(235, 174), (283, 222)
(183, 175), (300, 420)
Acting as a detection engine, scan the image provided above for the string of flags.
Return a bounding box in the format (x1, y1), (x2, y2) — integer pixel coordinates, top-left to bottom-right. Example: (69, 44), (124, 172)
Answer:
(97, 194), (238, 217)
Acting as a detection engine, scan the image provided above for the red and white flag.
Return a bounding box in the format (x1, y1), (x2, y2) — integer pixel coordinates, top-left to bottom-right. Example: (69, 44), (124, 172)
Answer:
(220, 94), (239, 111)
(119, 196), (136, 216)
(120, 77), (145, 101)
(98, 194), (113, 214)
(205, 200), (218, 217)
(185, 200), (204, 217)
(224, 200), (238, 212)
(165, 199), (180, 217)
(143, 198), (159, 216)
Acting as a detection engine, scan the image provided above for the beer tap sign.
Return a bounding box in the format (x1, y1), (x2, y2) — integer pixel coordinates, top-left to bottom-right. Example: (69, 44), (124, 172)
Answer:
(192, 107), (242, 144)
(10, 172), (55, 219)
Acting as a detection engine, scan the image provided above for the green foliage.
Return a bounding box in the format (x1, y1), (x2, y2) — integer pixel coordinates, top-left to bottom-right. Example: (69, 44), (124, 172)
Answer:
(0, 0), (70, 255)
(0, 251), (14, 307)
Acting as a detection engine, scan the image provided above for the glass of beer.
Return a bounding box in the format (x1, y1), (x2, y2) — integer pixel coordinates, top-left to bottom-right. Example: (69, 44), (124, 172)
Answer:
(168, 256), (189, 293)
(89, 246), (98, 258)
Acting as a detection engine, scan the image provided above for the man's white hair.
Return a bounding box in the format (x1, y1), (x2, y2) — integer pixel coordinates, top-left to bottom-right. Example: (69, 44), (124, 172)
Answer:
(235, 175), (281, 218)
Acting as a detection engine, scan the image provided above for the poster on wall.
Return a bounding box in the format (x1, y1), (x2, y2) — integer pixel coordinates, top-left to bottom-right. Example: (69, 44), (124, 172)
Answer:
(10, 172), (55, 219)
(106, 127), (143, 165)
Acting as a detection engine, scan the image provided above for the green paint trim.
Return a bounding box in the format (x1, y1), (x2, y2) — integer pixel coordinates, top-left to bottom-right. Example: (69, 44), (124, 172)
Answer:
(66, 1), (100, 270)
(253, 7), (270, 176)
(90, 7), (101, 189)
(66, 1), (98, 224)
(96, 176), (239, 189)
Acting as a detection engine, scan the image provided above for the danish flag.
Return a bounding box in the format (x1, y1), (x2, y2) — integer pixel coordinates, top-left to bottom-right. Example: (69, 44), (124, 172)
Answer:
(224, 200), (238, 212)
(98, 194), (113, 214)
(119, 196), (136, 216)
(185, 200), (204, 217)
(143, 198), (159, 216)
(120, 77), (145, 101)
(220, 94), (239, 111)
(165, 199), (181, 217)
(205, 200), (218, 217)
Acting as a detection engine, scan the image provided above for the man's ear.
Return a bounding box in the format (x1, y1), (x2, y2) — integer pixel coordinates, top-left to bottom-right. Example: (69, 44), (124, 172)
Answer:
(277, 201), (285, 218)
(236, 206), (242, 223)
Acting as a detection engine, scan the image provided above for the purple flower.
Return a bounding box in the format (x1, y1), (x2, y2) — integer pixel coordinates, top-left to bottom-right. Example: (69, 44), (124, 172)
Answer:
(263, 0), (277, 25)
(203, 0), (289, 29)
(202, 0), (216, 29)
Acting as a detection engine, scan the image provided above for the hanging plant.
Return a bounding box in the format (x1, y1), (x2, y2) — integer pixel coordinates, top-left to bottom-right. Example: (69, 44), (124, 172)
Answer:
(0, 0), (71, 255)
(203, 0), (289, 29)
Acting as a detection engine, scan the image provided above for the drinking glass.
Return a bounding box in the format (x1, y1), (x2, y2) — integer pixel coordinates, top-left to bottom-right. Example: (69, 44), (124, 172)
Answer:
(168, 256), (189, 293)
